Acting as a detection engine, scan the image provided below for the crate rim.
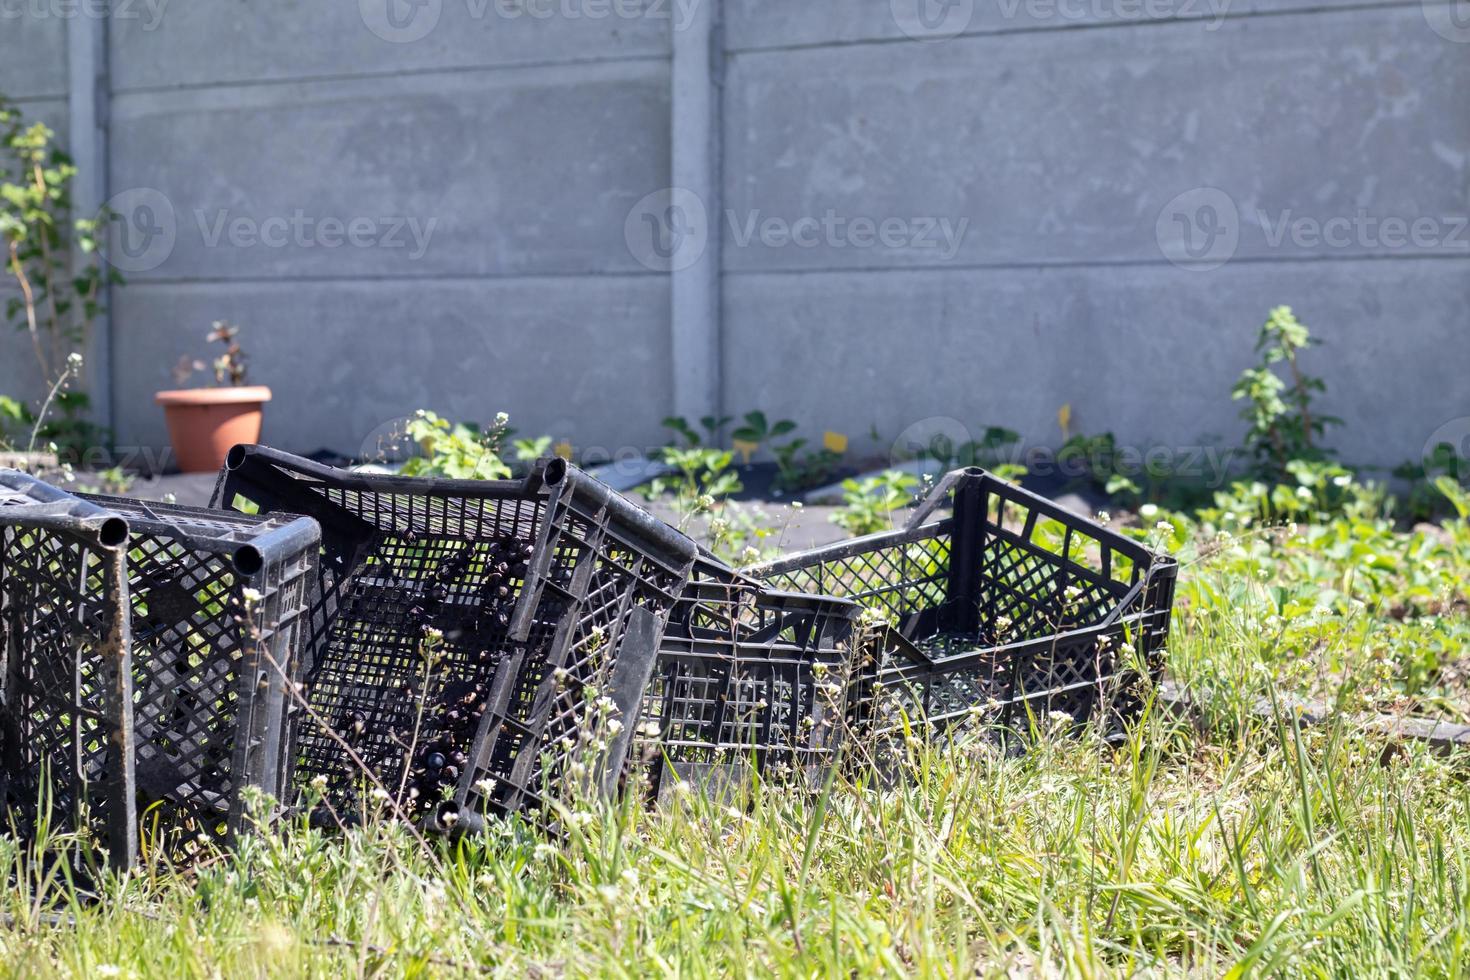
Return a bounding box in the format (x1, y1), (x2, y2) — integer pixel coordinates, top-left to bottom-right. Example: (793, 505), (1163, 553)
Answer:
(0, 468), (131, 551)
(744, 465), (1173, 581)
(216, 444), (702, 576)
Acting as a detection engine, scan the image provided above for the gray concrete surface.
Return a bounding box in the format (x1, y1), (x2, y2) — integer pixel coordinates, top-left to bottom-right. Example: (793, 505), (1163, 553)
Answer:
(0, 0), (1465, 472)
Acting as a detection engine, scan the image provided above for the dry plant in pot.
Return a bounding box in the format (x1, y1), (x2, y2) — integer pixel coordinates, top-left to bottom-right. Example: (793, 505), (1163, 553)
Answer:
(155, 322), (271, 473)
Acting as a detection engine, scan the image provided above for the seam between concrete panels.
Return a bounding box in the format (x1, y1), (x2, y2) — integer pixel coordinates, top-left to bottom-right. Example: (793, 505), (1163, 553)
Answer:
(721, 252), (1470, 278)
(106, 250), (1470, 289)
(107, 52), (673, 98)
(8, 93), (70, 104)
(110, 271), (673, 287)
(723, 0), (1438, 56)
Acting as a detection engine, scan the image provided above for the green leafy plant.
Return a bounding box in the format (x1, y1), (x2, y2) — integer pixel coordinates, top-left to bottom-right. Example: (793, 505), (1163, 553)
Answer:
(398, 410), (512, 481)
(513, 435), (554, 467)
(730, 410), (796, 449)
(1, 96), (117, 457)
(661, 415), (732, 448)
(648, 446), (743, 527)
(1394, 442), (1470, 521)
(1232, 306), (1340, 480)
(770, 438), (843, 494)
(831, 470), (919, 537)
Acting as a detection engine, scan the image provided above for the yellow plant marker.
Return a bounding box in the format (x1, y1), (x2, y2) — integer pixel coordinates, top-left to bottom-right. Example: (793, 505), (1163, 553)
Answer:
(823, 431), (849, 455)
(1057, 403), (1073, 440)
(553, 442), (574, 461)
(732, 439), (760, 464)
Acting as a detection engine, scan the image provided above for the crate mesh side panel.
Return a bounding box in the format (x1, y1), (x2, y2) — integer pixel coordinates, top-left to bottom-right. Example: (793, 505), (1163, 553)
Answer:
(760, 535), (951, 625)
(289, 488), (547, 811)
(641, 580), (855, 795)
(467, 510), (686, 816)
(0, 526), (125, 843)
(751, 473), (1176, 735)
(125, 534), (249, 840)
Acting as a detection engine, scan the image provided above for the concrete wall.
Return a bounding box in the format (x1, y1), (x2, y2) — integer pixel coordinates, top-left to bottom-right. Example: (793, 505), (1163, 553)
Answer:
(0, 0), (1465, 469)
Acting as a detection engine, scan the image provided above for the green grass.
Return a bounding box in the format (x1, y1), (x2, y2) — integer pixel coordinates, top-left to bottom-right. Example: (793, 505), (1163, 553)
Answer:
(3, 503), (1468, 977)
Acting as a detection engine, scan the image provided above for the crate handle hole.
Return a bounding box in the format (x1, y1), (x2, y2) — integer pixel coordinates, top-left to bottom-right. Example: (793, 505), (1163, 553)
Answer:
(233, 545), (265, 577)
(99, 518), (129, 549)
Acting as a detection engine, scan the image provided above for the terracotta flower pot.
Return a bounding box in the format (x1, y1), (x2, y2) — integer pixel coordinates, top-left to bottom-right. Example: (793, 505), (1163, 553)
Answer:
(155, 386), (272, 473)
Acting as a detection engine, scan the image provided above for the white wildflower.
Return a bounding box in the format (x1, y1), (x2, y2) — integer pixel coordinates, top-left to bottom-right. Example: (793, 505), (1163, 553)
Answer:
(241, 587), (264, 605)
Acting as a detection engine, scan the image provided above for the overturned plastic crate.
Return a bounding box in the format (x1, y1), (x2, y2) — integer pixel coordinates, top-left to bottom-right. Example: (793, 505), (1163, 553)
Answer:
(72, 493), (320, 848)
(746, 468), (1178, 736)
(212, 446), (700, 831)
(0, 471), (136, 868)
(637, 558), (865, 801)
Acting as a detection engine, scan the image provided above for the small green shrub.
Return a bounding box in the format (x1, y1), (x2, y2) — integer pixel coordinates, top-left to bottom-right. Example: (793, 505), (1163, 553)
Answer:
(831, 470), (920, 537)
(1232, 306), (1340, 481)
(398, 410), (511, 481)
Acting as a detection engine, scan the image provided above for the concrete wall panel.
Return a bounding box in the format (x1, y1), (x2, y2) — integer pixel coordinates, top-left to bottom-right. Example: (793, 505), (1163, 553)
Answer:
(0, 13), (67, 98)
(726, 0), (1431, 51)
(110, 0), (671, 91)
(723, 258), (1470, 470)
(109, 62), (670, 279)
(724, 7), (1470, 271)
(111, 275), (672, 458)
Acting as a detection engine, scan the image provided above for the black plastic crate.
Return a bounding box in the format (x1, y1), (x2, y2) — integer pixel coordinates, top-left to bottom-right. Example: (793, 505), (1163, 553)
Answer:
(746, 468), (1178, 736)
(0, 471), (137, 868)
(71, 493), (320, 848)
(637, 558), (864, 800)
(212, 446), (700, 831)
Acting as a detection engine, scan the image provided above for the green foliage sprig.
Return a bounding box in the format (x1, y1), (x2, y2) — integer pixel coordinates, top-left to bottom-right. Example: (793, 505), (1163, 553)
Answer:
(1232, 306), (1340, 480)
